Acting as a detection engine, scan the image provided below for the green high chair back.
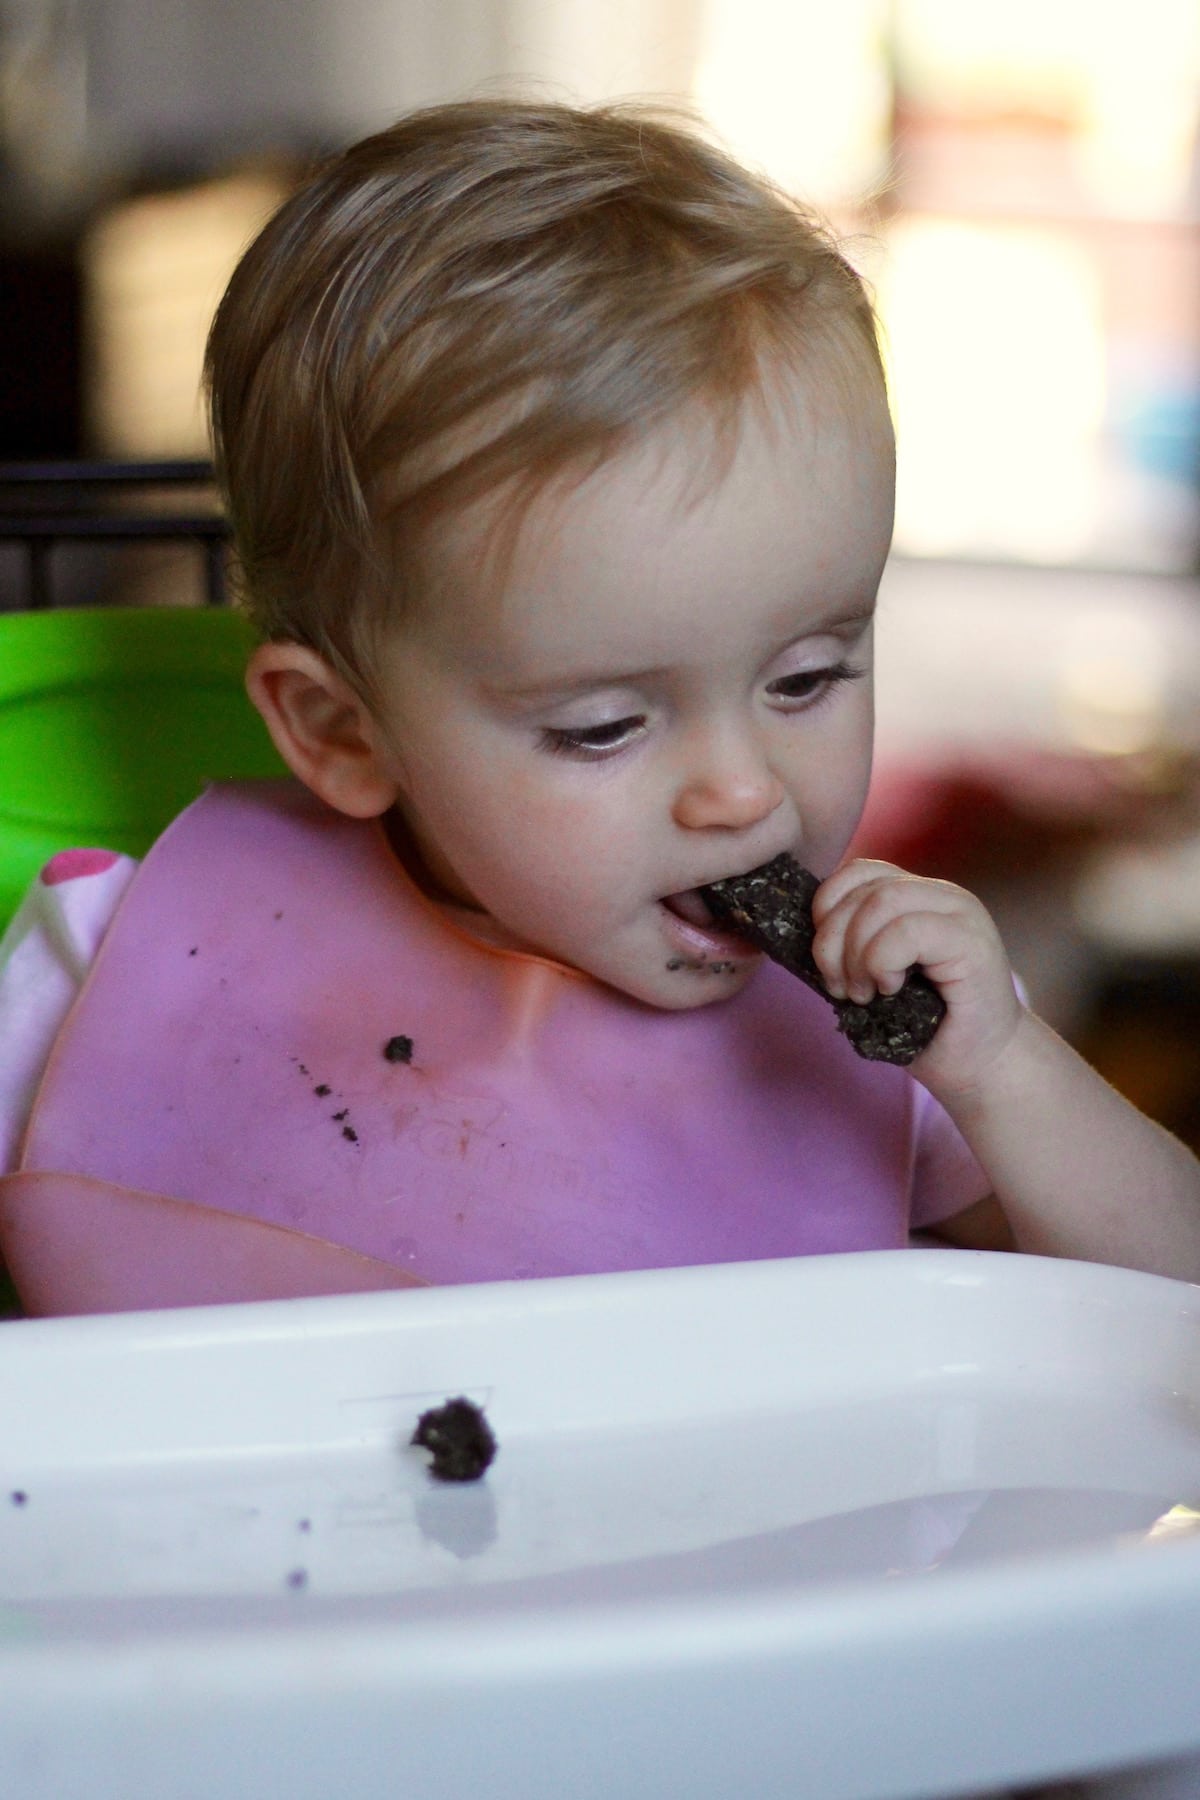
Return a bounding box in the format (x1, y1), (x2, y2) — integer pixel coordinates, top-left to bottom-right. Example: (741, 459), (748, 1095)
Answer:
(0, 606), (287, 933)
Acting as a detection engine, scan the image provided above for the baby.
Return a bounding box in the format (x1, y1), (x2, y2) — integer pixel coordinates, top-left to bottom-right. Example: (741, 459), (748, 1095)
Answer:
(1, 100), (1197, 1313)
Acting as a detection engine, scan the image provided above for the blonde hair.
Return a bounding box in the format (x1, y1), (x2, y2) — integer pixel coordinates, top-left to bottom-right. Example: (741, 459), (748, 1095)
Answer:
(205, 98), (885, 695)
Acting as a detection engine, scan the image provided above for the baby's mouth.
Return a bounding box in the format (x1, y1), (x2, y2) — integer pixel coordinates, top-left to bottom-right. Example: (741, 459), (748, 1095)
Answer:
(660, 887), (718, 928)
(659, 883), (758, 967)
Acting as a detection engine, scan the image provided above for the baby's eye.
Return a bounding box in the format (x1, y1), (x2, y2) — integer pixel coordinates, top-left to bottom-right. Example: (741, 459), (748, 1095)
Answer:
(538, 716), (646, 759)
(766, 660), (863, 707)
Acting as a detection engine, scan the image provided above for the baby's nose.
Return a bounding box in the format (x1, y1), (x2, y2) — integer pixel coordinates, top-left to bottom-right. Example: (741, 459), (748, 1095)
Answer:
(671, 726), (785, 832)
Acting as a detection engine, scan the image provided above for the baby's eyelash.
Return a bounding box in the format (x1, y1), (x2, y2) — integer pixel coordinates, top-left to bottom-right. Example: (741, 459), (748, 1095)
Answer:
(767, 660), (864, 703)
(538, 716), (645, 759)
(537, 664), (862, 759)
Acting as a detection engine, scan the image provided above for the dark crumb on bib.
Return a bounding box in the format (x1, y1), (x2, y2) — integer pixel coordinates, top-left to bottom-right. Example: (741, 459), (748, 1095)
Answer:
(700, 853), (945, 1067)
(188, 946), (198, 957)
(412, 1397), (497, 1482)
(314, 1083), (331, 1098)
(342, 1125), (358, 1143)
(9, 1490), (27, 1507)
(384, 1035), (414, 1064)
(285, 1567), (308, 1591)
(297, 1518), (312, 1533)
(332, 1108), (348, 1122)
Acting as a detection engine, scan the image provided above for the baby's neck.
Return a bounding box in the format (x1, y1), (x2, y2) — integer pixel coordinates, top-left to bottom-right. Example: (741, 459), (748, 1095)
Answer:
(381, 807), (529, 952)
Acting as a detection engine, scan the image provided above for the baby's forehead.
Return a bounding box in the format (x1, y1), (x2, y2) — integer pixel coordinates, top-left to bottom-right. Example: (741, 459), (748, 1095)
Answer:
(397, 365), (893, 681)
(424, 346), (890, 576)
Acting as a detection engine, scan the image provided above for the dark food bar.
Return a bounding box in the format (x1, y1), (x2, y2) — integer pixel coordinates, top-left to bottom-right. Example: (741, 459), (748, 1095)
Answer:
(700, 854), (945, 1066)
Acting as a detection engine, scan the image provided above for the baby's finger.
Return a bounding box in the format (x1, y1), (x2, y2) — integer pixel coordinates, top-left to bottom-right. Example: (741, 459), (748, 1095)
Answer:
(809, 864), (908, 996)
(814, 874), (965, 1001)
(841, 908), (939, 1003)
(811, 858), (904, 924)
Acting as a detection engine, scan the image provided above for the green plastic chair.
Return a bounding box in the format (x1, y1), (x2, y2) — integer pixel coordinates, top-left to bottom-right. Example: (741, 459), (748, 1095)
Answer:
(0, 606), (287, 933)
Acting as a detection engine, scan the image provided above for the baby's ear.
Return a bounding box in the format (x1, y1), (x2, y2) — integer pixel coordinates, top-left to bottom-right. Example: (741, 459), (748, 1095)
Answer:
(245, 642), (399, 819)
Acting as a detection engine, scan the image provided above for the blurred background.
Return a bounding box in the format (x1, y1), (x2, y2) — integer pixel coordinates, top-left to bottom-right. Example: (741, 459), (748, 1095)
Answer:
(2, 0), (1199, 1150)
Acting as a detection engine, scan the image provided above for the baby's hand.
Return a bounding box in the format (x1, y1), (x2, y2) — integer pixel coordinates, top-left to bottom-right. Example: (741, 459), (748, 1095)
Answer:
(811, 860), (1023, 1099)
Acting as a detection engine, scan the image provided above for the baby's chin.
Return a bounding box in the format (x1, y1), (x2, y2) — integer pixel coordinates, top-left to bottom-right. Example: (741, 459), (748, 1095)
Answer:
(598, 957), (759, 1012)
(436, 896), (759, 1010)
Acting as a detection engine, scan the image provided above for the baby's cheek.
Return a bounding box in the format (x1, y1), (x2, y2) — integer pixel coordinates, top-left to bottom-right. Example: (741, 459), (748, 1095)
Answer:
(482, 799), (622, 922)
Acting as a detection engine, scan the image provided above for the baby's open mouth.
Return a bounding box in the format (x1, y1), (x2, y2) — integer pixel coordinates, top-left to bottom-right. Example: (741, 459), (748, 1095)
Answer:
(659, 881), (762, 968)
(660, 887), (717, 928)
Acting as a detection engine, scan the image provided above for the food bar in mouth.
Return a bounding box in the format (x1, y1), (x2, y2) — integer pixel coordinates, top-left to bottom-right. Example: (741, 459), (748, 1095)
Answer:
(700, 854), (945, 1066)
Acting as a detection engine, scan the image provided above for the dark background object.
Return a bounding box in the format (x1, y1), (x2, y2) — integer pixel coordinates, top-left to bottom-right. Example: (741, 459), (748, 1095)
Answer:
(0, 459), (228, 608)
(0, 243), (83, 459)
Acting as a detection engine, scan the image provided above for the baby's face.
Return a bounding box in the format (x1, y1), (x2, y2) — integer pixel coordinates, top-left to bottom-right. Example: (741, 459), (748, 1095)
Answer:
(372, 362), (895, 1009)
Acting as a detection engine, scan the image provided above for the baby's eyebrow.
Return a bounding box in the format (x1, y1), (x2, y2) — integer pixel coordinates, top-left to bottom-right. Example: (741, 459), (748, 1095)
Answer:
(806, 603), (877, 634)
(485, 604), (877, 706)
(761, 603), (877, 658)
(484, 669), (660, 708)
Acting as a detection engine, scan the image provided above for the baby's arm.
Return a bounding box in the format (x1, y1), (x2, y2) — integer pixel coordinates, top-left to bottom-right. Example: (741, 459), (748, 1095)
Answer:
(812, 860), (1200, 1281)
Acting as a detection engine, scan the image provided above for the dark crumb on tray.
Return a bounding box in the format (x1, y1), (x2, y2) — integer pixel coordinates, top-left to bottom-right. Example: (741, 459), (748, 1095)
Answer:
(384, 1035), (414, 1064)
(297, 1518), (312, 1533)
(9, 1490), (27, 1507)
(314, 1083), (331, 1098)
(412, 1397), (497, 1482)
(700, 853), (945, 1067)
(285, 1567), (308, 1590)
(332, 1108), (348, 1122)
(188, 946), (198, 957)
(342, 1125), (358, 1143)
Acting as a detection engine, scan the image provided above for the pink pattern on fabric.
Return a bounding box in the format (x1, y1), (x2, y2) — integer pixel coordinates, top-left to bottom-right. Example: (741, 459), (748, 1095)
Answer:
(40, 849), (121, 886)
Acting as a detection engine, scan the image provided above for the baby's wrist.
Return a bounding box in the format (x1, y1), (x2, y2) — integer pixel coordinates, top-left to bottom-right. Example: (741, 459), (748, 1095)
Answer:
(929, 1003), (1044, 1125)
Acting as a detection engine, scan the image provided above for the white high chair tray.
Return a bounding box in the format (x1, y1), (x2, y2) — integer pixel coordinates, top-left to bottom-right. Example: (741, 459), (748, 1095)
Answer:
(0, 1249), (1198, 1800)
